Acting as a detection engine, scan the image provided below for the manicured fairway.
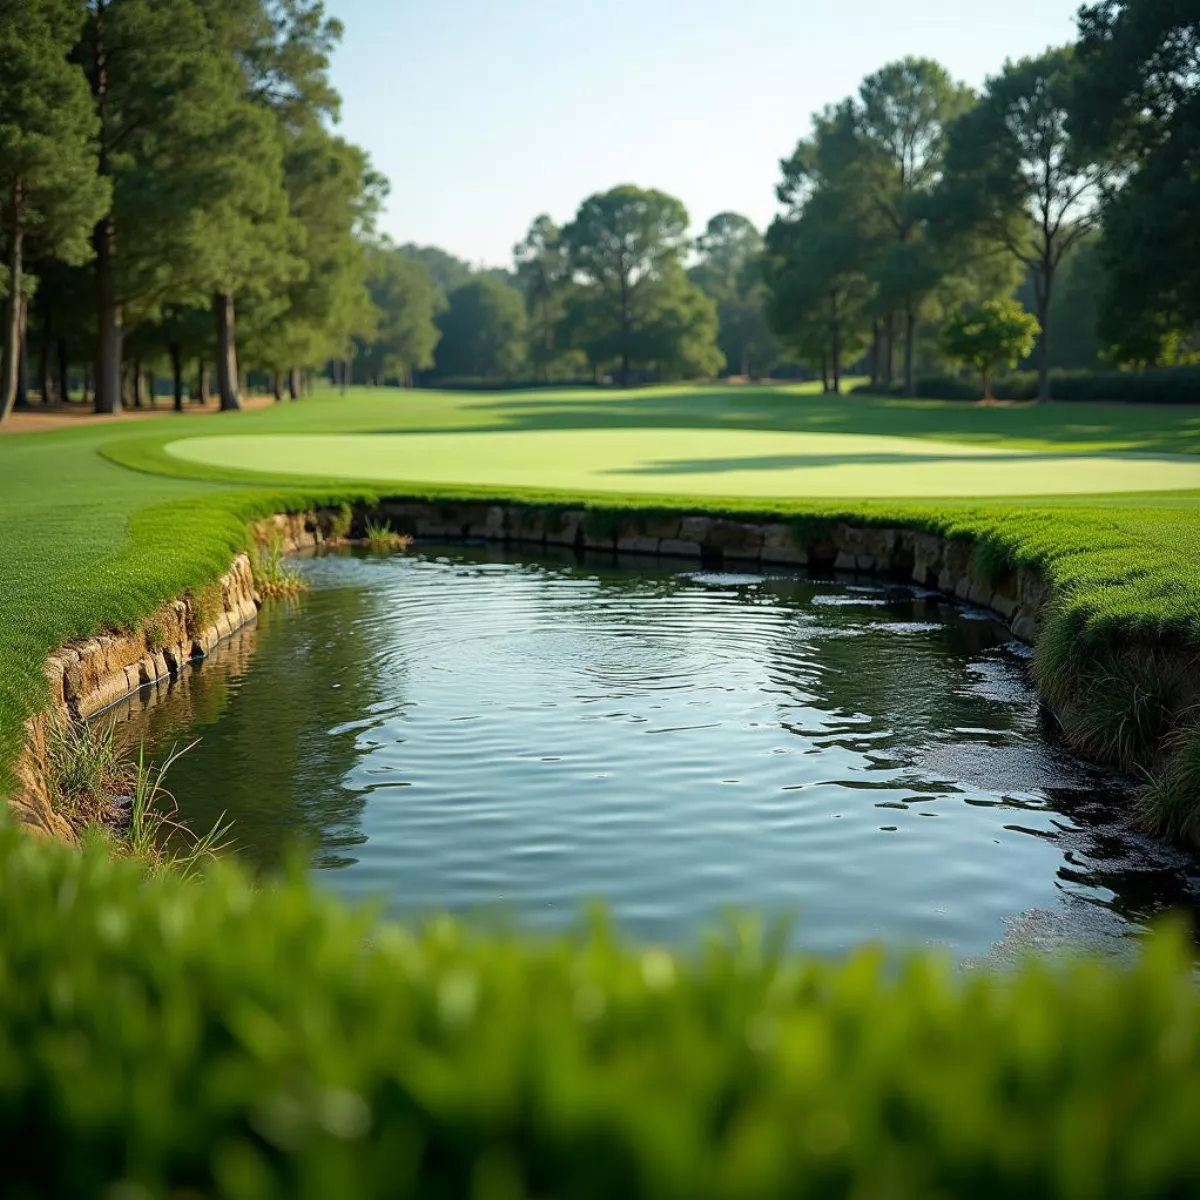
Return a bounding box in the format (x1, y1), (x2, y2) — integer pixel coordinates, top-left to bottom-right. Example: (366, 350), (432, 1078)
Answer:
(165, 427), (1200, 498)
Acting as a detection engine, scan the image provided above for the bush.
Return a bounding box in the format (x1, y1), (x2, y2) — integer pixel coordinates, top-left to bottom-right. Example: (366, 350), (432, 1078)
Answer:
(2, 823), (1200, 1198)
(853, 365), (1200, 404)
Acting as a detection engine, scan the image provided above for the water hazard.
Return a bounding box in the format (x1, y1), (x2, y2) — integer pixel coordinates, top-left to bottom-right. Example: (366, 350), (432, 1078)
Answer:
(113, 544), (1200, 962)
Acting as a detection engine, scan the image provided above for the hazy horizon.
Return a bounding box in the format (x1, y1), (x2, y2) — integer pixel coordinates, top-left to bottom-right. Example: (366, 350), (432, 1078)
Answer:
(328, 0), (1083, 268)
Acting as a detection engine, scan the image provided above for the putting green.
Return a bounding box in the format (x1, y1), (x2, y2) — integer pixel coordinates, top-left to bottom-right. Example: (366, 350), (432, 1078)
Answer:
(164, 428), (1200, 498)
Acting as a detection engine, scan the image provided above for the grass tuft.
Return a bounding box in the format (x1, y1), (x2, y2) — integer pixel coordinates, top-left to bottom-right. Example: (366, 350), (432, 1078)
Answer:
(250, 536), (308, 598)
(37, 713), (232, 872)
(122, 741), (234, 879)
(362, 517), (413, 552)
(43, 713), (131, 829)
(328, 502), (354, 541)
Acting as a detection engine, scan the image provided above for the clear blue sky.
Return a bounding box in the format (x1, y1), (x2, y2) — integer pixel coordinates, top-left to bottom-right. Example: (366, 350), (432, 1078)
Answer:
(327, 0), (1082, 268)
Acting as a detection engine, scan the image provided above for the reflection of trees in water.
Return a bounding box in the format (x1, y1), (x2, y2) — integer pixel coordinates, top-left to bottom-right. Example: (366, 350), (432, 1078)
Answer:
(115, 584), (393, 874)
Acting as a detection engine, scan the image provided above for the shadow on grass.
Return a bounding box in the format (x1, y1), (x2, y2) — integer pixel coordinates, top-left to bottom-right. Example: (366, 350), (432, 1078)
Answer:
(359, 388), (1200, 456)
(602, 451), (1057, 475)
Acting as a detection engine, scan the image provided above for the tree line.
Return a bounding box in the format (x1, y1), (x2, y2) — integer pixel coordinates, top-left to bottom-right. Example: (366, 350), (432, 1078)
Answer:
(345, 0), (1199, 400)
(2, 0), (1195, 415)
(766, 0), (1199, 402)
(0, 0), (382, 421)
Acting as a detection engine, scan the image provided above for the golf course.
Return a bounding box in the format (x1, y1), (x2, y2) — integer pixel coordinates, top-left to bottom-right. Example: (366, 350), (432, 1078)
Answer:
(7, 383), (1200, 806)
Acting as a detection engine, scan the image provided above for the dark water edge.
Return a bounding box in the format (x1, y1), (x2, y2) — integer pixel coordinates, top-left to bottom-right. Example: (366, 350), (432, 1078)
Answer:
(109, 543), (1200, 964)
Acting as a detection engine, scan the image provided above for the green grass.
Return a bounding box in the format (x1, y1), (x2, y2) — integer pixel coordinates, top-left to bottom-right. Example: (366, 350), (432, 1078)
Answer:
(161, 427), (1200, 498)
(5, 382), (1200, 815)
(4, 822), (1200, 1197)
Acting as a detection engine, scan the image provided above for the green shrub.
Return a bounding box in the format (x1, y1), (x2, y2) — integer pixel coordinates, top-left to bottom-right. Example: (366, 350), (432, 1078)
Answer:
(853, 366), (1200, 404)
(1, 823), (1200, 1198)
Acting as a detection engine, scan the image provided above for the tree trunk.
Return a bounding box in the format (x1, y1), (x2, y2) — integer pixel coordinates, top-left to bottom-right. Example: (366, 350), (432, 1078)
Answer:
(869, 319), (880, 388)
(83, 364), (92, 406)
(0, 215), (23, 422)
(131, 359), (144, 408)
(884, 313), (895, 387)
(16, 295), (29, 409)
(340, 360), (349, 393)
(196, 359), (211, 405)
(94, 216), (123, 414)
(271, 372), (282, 402)
(146, 369), (156, 409)
(981, 369), (993, 402)
(170, 343), (184, 411)
(58, 338), (70, 404)
(902, 306), (916, 398)
(740, 339), (750, 379)
(213, 292), (241, 411)
(1035, 274), (1053, 403)
(288, 366), (300, 400)
(91, 6), (122, 416)
(39, 311), (55, 406)
(830, 291), (842, 397)
(819, 350), (829, 394)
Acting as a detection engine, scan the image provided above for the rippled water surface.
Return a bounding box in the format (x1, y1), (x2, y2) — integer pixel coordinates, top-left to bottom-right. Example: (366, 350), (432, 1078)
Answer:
(116, 545), (1200, 960)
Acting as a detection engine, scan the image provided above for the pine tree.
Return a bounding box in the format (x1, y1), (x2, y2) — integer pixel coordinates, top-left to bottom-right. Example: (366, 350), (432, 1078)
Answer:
(0, 1), (108, 421)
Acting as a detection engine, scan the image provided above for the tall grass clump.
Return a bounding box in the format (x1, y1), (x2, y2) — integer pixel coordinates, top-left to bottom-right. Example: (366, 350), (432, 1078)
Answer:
(1136, 724), (1200, 842)
(43, 712), (131, 829)
(123, 741), (234, 878)
(251, 534), (308, 598)
(362, 517), (412, 551)
(36, 713), (231, 872)
(328, 501), (354, 541)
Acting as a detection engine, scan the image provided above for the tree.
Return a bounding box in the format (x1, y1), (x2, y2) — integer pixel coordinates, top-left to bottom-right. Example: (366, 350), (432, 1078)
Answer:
(354, 244), (443, 385)
(82, 0), (231, 414)
(943, 299), (1040, 400)
(765, 192), (872, 395)
(561, 185), (718, 385)
(514, 215), (575, 382)
(1074, 0), (1200, 366)
(434, 277), (526, 380)
(939, 48), (1105, 401)
(241, 129), (382, 394)
(851, 59), (975, 396)
(690, 212), (778, 378)
(632, 268), (724, 381)
(0, 1), (108, 421)
(400, 244), (472, 301)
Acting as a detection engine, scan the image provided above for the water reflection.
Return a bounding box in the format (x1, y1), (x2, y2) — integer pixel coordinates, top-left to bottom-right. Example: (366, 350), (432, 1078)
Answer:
(110, 543), (1200, 960)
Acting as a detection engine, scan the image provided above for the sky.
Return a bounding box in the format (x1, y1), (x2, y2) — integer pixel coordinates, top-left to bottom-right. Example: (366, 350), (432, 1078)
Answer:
(327, 0), (1083, 269)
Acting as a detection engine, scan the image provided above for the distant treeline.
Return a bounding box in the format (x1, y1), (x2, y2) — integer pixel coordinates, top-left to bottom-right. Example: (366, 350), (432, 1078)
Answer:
(346, 2), (1199, 401)
(1, 1), (1196, 416)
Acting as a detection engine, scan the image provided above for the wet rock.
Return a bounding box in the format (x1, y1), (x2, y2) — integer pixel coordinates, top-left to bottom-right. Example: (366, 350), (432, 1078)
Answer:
(760, 523), (807, 565)
(617, 536), (660, 555)
(545, 509), (584, 547)
(659, 538), (702, 558)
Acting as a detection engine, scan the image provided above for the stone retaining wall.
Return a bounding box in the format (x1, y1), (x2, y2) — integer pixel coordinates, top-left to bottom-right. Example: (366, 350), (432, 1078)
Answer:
(369, 501), (1050, 645)
(42, 554), (260, 722)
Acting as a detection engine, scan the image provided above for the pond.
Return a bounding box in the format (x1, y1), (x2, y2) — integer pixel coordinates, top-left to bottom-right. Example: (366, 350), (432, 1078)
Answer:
(113, 544), (1200, 962)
